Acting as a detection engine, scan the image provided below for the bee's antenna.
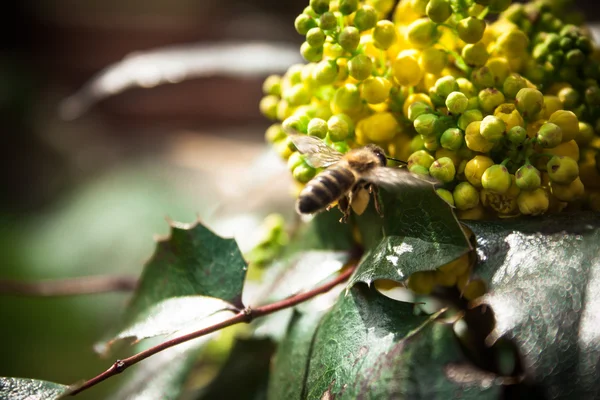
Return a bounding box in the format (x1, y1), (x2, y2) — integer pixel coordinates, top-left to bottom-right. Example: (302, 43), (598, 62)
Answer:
(386, 156), (408, 165)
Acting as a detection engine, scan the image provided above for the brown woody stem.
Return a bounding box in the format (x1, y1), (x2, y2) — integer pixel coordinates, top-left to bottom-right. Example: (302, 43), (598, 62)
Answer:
(68, 265), (356, 396)
(0, 276), (137, 296)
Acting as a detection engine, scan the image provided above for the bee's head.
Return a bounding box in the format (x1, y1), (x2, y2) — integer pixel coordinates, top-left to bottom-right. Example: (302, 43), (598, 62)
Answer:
(365, 144), (387, 167)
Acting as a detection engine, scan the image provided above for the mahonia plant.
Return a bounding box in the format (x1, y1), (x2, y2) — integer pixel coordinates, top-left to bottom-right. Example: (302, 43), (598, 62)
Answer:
(260, 0), (600, 224)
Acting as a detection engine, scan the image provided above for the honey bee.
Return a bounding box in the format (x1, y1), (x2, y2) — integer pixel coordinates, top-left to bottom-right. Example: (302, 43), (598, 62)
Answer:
(290, 134), (437, 223)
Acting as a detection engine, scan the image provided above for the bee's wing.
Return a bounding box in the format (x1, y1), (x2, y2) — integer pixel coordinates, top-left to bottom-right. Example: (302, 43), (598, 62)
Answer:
(363, 167), (439, 191)
(289, 134), (343, 168)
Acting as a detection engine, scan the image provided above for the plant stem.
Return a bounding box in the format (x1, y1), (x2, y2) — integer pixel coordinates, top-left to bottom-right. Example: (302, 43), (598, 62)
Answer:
(0, 276), (137, 296)
(67, 265), (357, 396)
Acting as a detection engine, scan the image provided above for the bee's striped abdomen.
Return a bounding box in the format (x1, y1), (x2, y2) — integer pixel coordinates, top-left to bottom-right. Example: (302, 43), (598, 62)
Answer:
(296, 166), (355, 214)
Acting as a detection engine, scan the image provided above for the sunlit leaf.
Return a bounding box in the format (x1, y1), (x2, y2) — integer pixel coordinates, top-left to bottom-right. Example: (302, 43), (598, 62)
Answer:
(60, 42), (302, 120)
(0, 377), (67, 400)
(113, 296), (236, 343)
(104, 220), (247, 346)
(111, 338), (207, 400)
(349, 188), (471, 286)
(464, 212), (600, 399)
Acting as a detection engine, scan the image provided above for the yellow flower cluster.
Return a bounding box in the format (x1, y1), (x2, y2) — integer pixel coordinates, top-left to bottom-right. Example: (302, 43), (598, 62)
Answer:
(260, 0), (600, 219)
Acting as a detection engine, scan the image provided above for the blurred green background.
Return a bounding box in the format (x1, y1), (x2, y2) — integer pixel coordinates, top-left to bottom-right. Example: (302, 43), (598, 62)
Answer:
(0, 0), (303, 398)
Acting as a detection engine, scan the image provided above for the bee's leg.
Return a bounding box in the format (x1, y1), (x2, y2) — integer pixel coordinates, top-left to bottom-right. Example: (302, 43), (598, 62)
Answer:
(369, 184), (384, 217)
(337, 196), (351, 223)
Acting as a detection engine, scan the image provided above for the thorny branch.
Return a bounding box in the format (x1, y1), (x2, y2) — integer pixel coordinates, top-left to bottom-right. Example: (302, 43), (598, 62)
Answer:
(67, 265), (356, 396)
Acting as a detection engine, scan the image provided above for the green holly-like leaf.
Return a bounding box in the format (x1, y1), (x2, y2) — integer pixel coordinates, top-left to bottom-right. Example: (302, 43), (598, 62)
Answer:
(350, 187), (471, 286)
(111, 338), (206, 400)
(267, 309), (328, 399)
(464, 212), (600, 399)
(269, 285), (504, 399)
(106, 220), (247, 344)
(0, 377), (68, 400)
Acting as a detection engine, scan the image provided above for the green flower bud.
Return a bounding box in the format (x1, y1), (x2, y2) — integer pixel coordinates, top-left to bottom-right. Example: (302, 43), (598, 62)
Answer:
(348, 54), (373, 81)
(354, 5), (377, 31)
(284, 84), (311, 106)
(453, 182), (480, 210)
(332, 83), (361, 114)
(423, 136), (439, 151)
(339, 0), (359, 15)
(502, 74), (527, 99)
(547, 156), (579, 184)
(300, 42), (323, 62)
(332, 140), (350, 154)
(287, 151), (306, 171)
(457, 17), (486, 44)
(409, 164), (431, 176)
(435, 76), (458, 98)
(262, 75), (281, 96)
(577, 36), (593, 54)
(259, 95), (279, 119)
(566, 49), (585, 67)
(462, 42), (489, 67)
(446, 91), (469, 114)
(414, 113), (440, 137)
(426, 0), (452, 23)
(407, 101), (433, 122)
(456, 78), (476, 97)
(578, 121), (594, 145)
(560, 37), (574, 52)
(410, 134), (426, 152)
(480, 115), (506, 142)
(295, 14), (318, 35)
(265, 123), (286, 143)
(373, 20), (397, 50)
(293, 163), (317, 183)
(516, 88), (544, 119)
(517, 188), (549, 215)
(440, 128), (464, 151)
(489, 0), (511, 11)
(471, 66), (495, 89)
(313, 60), (338, 85)
(436, 188), (455, 206)
(307, 117), (328, 138)
(339, 27), (360, 52)
(537, 122), (563, 148)
(327, 114), (351, 141)
(319, 12), (337, 30)
(478, 88), (505, 113)
(548, 110), (579, 142)
(407, 18), (439, 49)
(482, 164), (511, 194)
(408, 150), (435, 169)
(458, 109), (483, 131)
(310, 0), (330, 15)
(283, 114), (310, 134)
(515, 164), (541, 190)
(558, 87), (580, 110)
(585, 86), (600, 107)
(507, 126), (527, 145)
(306, 28), (326, 47)
(429, 157), (456, 183)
